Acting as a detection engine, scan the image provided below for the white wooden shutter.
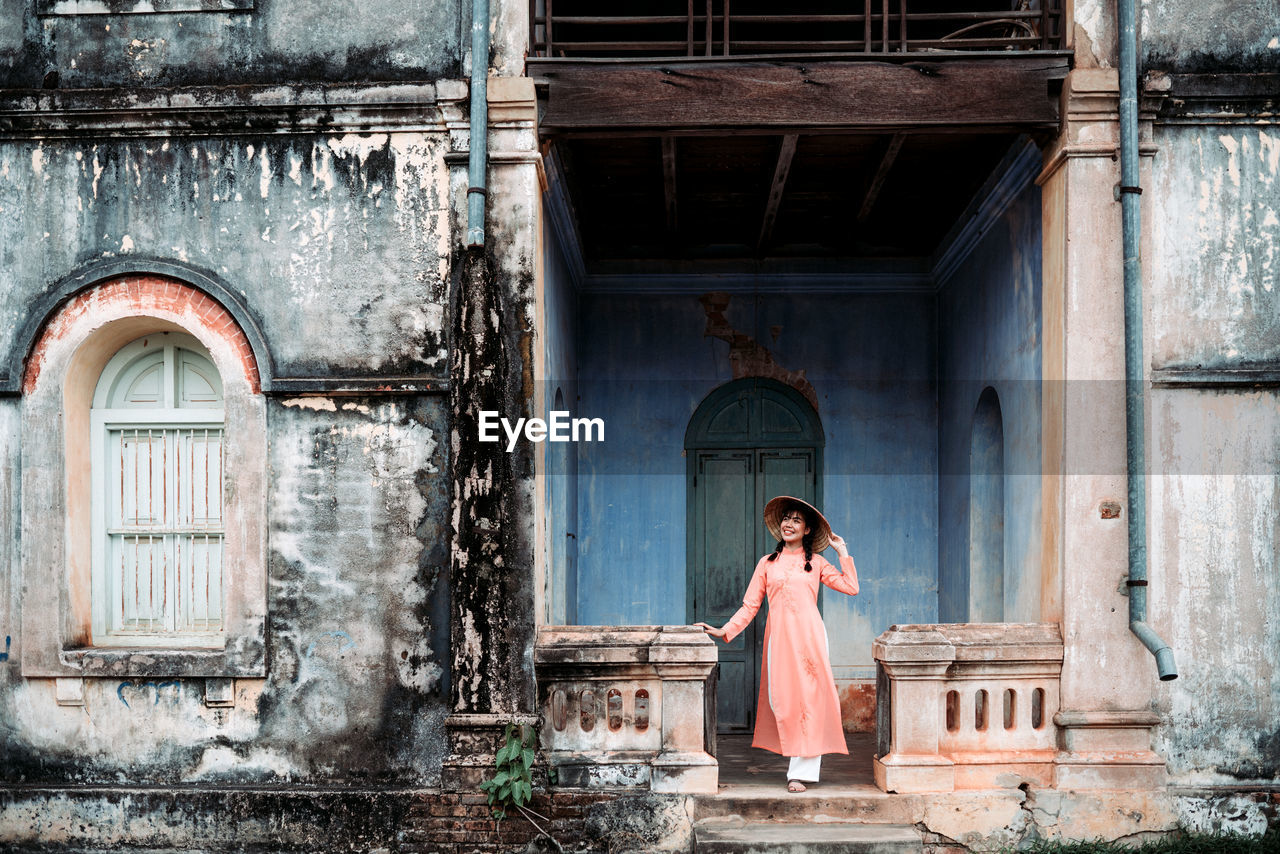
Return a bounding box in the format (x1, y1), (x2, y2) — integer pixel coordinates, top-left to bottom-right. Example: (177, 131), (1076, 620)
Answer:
(91, 334), (226, 647)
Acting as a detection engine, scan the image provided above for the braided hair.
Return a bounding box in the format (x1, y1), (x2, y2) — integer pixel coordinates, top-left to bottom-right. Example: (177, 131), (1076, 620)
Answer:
(765, 502), (816, 572)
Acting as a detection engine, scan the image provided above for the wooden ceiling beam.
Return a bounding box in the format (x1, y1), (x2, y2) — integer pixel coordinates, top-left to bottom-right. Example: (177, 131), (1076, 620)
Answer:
(757, 133), (799, 253)
(857, 132), (905, 225)
(534, 57), (1065, 133)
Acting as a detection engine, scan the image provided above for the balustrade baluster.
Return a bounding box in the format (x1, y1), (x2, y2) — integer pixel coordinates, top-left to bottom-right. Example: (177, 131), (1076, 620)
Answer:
(687, 0), (694, 56)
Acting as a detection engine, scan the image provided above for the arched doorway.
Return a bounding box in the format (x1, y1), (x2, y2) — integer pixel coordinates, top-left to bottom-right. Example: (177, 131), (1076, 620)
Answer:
(685, 377), (824, 733)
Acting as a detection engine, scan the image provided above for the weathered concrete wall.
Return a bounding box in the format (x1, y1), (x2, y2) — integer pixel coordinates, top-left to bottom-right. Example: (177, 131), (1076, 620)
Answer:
(1070, 0), (1280, 73)
(1147, 122), (1280, 785)
(0, 0), (462, 88)
(0, 120), (456, 800)
(1148, 127), (1280, 370)
(937, 173), (1044, 624)
(0, 131), (450, 383)
(572, 290), (939, 700)
(1072, 0), (1119, 68)
(0, 393), (449, 787)
(1141, 0), (1280, 74)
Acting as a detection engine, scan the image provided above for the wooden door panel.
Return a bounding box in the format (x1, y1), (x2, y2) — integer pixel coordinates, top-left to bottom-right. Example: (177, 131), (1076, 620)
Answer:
(693, 449), (756, 732)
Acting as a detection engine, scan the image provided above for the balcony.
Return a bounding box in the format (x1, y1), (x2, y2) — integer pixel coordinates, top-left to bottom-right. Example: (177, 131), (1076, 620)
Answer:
(529, 0), (1066, 60)
(528, 3), (1068, 281)
(873, 623), (1063, 793)
(535, 626), (720, 794)
(534, 623), (1066, 796)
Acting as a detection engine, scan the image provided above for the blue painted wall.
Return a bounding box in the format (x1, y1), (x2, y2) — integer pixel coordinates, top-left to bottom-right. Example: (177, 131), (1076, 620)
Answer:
(573, 291), (939, 679)
(540, 206), (579, 626)
(937, 169), (1043, 623)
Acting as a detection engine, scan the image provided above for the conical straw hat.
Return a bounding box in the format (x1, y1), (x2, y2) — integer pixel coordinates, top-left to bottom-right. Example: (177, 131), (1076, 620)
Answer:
(763, 495), (832, 553)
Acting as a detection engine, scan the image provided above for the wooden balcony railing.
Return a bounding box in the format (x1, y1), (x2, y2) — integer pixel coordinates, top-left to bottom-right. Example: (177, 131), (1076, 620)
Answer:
(529, 1), (1065, 59)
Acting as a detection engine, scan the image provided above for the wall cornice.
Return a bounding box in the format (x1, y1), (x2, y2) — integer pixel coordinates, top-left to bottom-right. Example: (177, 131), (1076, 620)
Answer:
(1148, 72), (1280, 126)
(0, 81), (463, 139)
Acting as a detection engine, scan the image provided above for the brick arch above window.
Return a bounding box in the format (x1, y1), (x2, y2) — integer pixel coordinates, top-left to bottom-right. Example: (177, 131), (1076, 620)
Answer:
(3, 258), (273, 396)
(19, 275), (267, 679)
(23, 275), (263, 397)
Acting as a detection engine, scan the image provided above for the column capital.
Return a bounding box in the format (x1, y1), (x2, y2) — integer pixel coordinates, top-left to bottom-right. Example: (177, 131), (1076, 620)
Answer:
(1037, 68), (1164, 186)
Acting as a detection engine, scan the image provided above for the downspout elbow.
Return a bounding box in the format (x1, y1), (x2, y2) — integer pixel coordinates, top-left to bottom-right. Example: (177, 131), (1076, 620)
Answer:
(1130, 618), (1178, 681)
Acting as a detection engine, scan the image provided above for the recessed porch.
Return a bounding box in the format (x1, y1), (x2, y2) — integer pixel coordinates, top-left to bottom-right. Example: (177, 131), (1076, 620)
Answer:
(536, 133), (1051, 736)
(530, 22), (1079, 817)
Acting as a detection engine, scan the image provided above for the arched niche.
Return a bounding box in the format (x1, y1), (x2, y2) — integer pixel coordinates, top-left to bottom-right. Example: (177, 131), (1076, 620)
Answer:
(968, 386), (1005, 623)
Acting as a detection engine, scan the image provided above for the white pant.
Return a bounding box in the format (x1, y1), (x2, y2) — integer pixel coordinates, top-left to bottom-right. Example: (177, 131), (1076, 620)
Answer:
(787, 755), (822, 782)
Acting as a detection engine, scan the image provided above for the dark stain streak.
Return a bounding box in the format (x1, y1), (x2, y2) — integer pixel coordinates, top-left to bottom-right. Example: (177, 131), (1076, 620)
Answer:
(446, 243), (537, 718)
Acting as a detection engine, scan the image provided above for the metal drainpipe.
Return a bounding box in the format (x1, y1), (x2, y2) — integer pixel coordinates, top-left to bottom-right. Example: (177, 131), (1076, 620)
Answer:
(466, 0), (490, 248)
(1118, 0), (1177, 681)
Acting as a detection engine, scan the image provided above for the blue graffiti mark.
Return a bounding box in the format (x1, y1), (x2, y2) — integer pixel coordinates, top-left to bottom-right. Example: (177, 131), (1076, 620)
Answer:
(305, 630), (356, 658)
(0, 635), (9, 662)
(117, 680), (182, 709)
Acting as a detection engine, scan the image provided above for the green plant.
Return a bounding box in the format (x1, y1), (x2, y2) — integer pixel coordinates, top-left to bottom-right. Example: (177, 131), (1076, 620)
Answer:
(479, 722), (536, 820)
(478, 723), (563, 852)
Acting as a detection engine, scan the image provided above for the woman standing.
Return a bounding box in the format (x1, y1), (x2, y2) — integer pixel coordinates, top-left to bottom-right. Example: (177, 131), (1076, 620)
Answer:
(695, 496), (860, 793)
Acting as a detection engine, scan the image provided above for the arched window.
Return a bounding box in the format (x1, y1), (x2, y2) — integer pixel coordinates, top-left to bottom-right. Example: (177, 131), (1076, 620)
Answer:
(90, 334), (226, 647)
(19, 276), (267, 679)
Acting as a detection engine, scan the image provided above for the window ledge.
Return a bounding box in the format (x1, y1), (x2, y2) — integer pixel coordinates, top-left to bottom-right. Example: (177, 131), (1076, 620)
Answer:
(60, 645), (264, 678)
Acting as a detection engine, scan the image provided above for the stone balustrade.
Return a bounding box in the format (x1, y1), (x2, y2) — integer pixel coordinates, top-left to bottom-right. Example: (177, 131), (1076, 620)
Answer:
(533, 625), (719, 794)
(873, 623), (1063, 793)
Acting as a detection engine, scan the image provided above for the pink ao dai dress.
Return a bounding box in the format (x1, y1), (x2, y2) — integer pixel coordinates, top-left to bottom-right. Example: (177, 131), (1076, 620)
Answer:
(721, 550), (860, 758)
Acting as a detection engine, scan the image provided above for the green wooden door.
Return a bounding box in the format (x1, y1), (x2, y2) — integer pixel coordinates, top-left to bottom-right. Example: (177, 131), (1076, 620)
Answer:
(691, 449), (757, 733)
(686, 379), (823, 734)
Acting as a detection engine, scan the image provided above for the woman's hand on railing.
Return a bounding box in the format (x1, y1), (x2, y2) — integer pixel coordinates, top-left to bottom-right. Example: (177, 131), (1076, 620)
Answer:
(694, 622), (728, 642)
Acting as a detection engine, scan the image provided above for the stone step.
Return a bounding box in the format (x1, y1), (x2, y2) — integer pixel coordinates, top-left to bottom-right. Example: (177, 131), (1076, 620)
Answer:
(694, 821), (922, 854)
(694, 788), (919, 826)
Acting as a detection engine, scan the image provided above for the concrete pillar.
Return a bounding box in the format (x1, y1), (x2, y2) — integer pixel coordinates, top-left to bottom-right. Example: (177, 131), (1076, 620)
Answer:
(1038, 69), (1167, 789)
(872, 627), (955, 793)
(442, 78), (542, 790)
(651, 627), (719, 794)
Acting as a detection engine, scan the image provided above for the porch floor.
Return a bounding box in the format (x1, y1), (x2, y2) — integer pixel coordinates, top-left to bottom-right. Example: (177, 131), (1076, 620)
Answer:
(715, 731), (878, 792)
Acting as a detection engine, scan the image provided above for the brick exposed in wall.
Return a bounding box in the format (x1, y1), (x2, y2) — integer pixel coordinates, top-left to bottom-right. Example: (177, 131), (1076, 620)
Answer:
(403, 790), (622, 854)
(23, 275), (262, 394)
